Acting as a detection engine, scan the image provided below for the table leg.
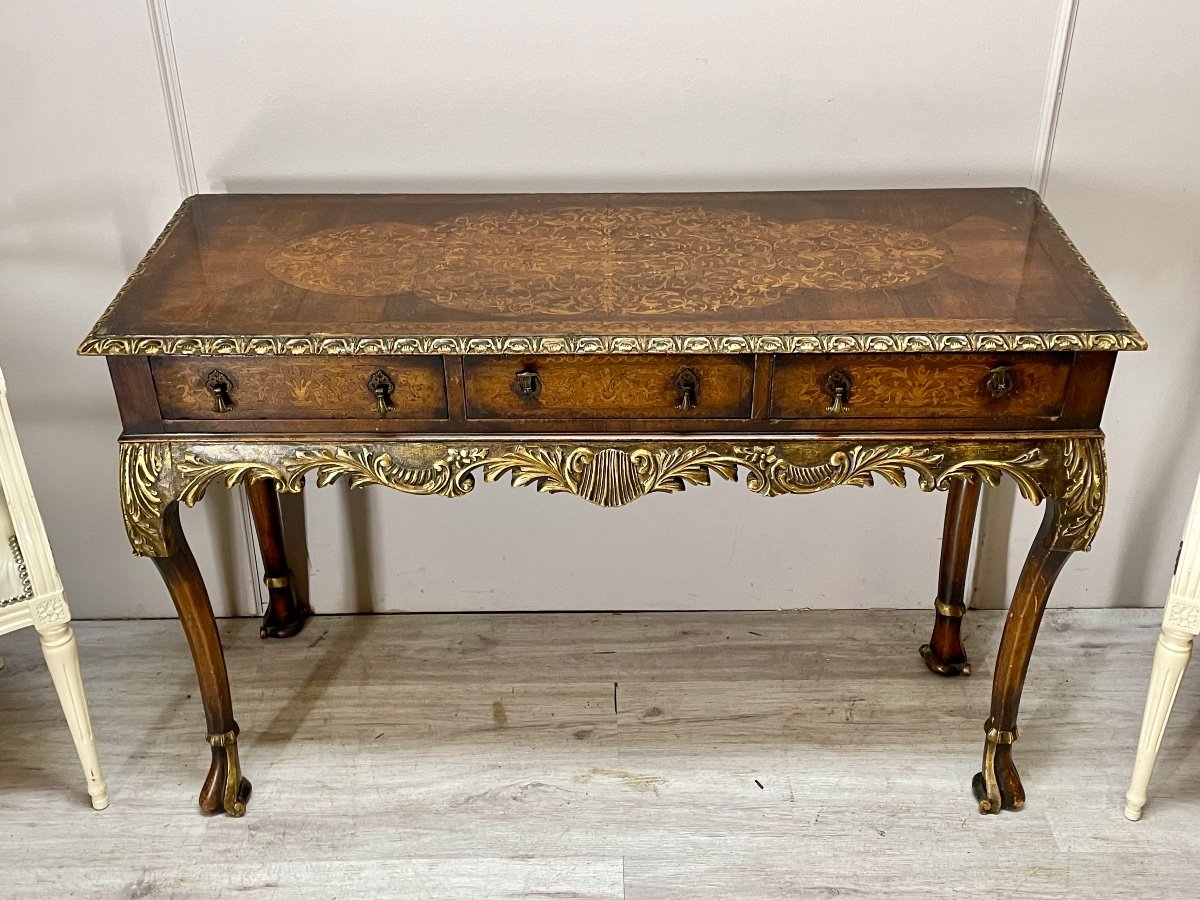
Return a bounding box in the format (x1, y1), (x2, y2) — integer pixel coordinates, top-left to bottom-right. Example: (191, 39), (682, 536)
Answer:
(245, 478), (308, 639)
(921, 478), (981, 676)
(973, 437), (1106, 814)
(152, 504), (251, 817)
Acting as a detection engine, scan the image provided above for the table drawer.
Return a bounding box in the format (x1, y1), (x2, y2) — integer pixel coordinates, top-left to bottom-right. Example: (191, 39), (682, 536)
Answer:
(152, 357), (448, 420)
(770, 353), (1073, 420)
(464, 355), (754, 419)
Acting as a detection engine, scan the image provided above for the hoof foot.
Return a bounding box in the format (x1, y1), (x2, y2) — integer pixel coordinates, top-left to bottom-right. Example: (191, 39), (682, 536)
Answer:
(226, 777), (252, 817)
(202, 727), (252, 817)
(973, 741), (1024, 814)
(919, 643), (972, 677)
(259, 600), (309, 640)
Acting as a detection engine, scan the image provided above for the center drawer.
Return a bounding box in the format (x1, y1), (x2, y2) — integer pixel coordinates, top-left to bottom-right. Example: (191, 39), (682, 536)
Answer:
(464, 355), (755, 419)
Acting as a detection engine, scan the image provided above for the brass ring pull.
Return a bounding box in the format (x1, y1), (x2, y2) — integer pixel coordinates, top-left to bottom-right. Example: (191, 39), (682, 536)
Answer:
(205, 370), (234, 414)
(367, 369), (395, 417)
(514, 368), (542, 398)
(823, 369), (852, 414)
(674, 367), (700, 411)
(984, 364), (1016, 399)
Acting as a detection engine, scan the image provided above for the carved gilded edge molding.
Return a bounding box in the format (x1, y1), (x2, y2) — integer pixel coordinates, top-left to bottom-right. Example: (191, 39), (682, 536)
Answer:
(80, 329), (1144, 357)
(77, 195), (196, 356)
(1033, 195), (1147, 350)
(118, 437), (1105, 558)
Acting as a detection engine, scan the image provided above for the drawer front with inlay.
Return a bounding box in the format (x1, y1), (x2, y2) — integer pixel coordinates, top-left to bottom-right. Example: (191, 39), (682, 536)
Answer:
(464, 355), (755, 419)
(770, 353), (1074, 420)
(152, 357), (448, 420)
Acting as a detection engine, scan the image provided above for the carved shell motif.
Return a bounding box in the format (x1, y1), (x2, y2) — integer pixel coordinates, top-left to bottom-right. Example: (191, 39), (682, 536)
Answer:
(576, 448), (647, 507)
(481, 446), (736, 507)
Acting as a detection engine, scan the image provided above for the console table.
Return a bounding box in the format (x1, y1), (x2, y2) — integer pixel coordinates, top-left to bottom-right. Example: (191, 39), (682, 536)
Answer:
(81, 189), (1143, 817)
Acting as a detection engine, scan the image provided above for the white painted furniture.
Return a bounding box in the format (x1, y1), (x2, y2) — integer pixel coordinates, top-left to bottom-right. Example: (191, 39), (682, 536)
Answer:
(0, 366), (108, 809)
(1126, 470), (1200, 820)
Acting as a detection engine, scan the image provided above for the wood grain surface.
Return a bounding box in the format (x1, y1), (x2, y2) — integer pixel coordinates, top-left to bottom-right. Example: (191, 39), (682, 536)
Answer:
(80, 189), (1143, 353)
(152, 356), (448, 420)
(464, 354), (754, 419)
(771, 352), (1073, 419)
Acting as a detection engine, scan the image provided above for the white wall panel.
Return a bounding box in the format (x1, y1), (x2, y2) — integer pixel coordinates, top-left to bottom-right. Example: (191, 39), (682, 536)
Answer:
(993, 0), (1200, 609)
(172, 0), (1059, 193)
(0, 1), (255, 619)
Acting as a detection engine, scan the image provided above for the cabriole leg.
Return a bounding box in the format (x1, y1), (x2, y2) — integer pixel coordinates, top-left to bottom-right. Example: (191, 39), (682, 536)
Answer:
(974, 438), (1105, 814)
(152, 504), (251, 816)
(974, 503), (1073, 812)
(245, 478), (308, 639)
(921, 477), (982, 676)
(37, 615), (109, 810)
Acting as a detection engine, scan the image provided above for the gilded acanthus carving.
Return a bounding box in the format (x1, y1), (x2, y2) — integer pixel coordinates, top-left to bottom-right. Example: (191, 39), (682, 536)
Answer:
(1051, 437), (1106, 552)
(480, 446), (740, 507)
(118, 442), (172, 557)
(118, 438), (1104, 556)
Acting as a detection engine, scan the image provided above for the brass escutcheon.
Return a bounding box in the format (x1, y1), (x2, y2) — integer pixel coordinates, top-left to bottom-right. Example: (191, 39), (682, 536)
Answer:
(204, 370), (233, 414)
(985, 363), (1016, 399)
(514, 367), (542, 399)
(824, 369), (852, 414)
(366, 369), (395, 417)
(674, 367), (701, 411)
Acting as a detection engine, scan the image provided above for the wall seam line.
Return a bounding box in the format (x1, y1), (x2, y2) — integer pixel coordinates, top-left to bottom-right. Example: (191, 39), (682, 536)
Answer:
(146, 0), (265, 617)
(1031, 0), (1081, 195)
(146, 0), (198, 197)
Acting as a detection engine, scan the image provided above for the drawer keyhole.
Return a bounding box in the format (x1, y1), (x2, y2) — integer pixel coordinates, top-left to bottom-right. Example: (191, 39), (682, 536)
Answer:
(824, 369), (852, 414)
(205, 370), (234, 414)
(367, 369), (395, 417)
(985, 364), (1016, 399)
(674, 368), (701, 411)
(514, 368), (542, 398)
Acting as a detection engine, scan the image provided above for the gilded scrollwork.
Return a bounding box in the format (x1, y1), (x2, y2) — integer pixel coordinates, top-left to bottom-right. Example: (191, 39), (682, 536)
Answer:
(118, 442), (172, 557)
(1051, 437), (1106, 552)
(118, 437), (1106, 557)
(480, 446), (740, 507)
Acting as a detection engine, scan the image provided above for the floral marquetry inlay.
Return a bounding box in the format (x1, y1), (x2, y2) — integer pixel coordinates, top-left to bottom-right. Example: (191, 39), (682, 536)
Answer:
(264, 209), (953, 315)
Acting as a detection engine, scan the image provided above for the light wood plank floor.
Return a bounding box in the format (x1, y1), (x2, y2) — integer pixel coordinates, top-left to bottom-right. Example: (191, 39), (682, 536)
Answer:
(1, 609), (1199, 899)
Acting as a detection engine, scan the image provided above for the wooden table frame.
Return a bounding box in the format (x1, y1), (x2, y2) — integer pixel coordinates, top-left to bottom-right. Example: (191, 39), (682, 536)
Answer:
(84, 189), (1141, 817)
(117, 430), (1104, 817)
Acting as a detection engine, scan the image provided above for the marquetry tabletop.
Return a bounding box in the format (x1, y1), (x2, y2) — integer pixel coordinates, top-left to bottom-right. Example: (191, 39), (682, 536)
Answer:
(80, 188), (1143, 358)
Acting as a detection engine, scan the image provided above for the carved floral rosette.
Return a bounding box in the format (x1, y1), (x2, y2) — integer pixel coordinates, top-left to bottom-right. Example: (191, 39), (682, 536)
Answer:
(119, 437), (1106, 559)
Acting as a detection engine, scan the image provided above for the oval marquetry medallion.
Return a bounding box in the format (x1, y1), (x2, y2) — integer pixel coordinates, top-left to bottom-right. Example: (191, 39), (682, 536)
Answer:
(264, 207), (952, 314)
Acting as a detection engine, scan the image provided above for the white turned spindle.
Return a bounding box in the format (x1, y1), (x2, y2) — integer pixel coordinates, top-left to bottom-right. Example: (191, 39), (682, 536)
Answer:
(0, 364), (109, 810)
(1126, 470), (1200, 820)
